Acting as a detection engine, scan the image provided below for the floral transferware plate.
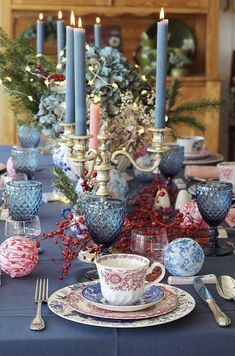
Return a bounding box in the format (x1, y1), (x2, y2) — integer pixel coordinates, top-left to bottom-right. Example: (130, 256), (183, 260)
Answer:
(48, 282), (195, 328)
(81, 281), (165, 312)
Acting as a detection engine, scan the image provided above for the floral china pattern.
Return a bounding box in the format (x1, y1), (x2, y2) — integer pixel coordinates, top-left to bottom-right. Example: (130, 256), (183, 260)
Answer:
(47, 282), (195, 328)
(218, 167), (233, 181)
(100, 268), (146, 292)
(67, 284), (177, 320)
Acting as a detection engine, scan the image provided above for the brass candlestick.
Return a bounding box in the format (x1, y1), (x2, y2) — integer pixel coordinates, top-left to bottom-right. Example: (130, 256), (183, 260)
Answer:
(59, 122), (169, 198)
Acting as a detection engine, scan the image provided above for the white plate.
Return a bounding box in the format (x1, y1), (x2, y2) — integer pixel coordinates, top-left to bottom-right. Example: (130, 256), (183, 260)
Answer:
(48, 282), (195, 328)
(81, 281), (165, 312)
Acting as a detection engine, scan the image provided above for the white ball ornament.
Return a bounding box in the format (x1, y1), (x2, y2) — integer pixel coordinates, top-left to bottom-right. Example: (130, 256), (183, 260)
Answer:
(0, 236), (39, 278)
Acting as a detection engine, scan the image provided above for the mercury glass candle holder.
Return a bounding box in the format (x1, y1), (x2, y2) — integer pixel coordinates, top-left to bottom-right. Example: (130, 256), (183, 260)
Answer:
(196, 181), (233, 256)
(11, 147), (40, 179)
(5, 181), (42, 221)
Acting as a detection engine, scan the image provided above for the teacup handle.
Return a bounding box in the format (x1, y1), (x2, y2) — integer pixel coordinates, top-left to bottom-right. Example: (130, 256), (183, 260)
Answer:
(146, 262), (165, 283)
(61, 207), (72, 220)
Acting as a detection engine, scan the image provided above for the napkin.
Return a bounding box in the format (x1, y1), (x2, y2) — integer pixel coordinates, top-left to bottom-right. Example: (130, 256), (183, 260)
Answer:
(184, 165), (219, 180)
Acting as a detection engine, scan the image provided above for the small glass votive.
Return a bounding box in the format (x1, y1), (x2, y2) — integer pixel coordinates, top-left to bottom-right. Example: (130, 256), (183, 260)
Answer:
(11, 146), (40, 179)
(5, 215), (41, 239)
(130, 227), (168, 263)
(5, 181), (42, 221)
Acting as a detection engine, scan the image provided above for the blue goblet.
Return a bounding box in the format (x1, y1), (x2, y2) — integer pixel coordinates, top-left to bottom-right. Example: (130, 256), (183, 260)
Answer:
(159, 144), (184, 204)
(159, 144), (184, 178)
(82, 196), (126, 280)
(11, 147), (40, 179)
(196, 181), (233, 256)
(6, 181), (42, 221)
(83, 197), (126, 247)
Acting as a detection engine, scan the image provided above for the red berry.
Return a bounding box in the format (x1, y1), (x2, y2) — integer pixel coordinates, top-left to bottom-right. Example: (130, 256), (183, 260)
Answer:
(35, 241), (40, 248)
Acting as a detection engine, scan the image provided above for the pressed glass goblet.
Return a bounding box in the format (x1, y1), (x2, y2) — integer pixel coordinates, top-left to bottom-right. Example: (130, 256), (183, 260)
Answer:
(11, 147), (40, 179)
(82, 196), (126, 280)
(159, 144), (184, 204)
(159, 144), (184, 178)
(5, 181), (42, 221)
(83, 197), (126, 247)
(196, 181), (233, 256)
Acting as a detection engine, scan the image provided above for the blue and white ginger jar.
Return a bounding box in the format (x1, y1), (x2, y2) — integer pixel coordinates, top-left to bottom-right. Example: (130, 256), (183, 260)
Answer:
(53, 143), (80, 181)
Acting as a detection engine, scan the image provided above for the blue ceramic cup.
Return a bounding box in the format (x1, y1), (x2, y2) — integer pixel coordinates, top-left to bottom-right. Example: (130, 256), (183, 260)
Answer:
(6, 180), (42, 221)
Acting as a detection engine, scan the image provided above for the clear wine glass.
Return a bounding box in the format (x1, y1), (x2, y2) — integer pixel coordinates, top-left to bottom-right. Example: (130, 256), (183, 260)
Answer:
(196, 181), (233, 256)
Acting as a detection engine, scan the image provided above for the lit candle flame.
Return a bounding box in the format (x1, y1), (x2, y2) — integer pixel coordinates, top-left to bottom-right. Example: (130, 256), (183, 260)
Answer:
(70, 11), (75, 26)
(39, 13), (43, 21)
(96, 17), (101, 24)
(78, 17), (83, 28)
(58, 11), (63, 20)
(160, 7), (164, 20)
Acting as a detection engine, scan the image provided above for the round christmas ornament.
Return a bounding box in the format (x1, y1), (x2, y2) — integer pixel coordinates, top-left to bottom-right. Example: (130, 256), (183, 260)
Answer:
(164, 237), (204, 277)
(0, 236), (38, 278)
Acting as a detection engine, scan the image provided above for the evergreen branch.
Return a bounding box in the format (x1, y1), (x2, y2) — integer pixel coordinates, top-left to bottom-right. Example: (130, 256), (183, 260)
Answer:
(167, 114), (206, 133)
(172, 98), (225, 114)
(167, 79), (181, 110)
(53, 167), (78, 207)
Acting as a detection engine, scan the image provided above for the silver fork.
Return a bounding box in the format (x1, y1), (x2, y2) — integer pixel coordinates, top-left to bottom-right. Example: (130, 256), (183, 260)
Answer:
(30, 278), (49, 331)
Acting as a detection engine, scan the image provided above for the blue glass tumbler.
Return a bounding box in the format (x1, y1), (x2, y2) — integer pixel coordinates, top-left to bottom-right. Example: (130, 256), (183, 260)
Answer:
(6, 181), (42, 221)
(11, 147), (40, 179)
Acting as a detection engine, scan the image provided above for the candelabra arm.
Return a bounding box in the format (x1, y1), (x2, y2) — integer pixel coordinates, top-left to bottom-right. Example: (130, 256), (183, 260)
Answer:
(111, 150), (161, 173)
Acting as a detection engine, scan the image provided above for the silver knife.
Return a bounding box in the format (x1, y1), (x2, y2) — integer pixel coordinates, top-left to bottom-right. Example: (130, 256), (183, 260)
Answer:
(193, 277), (231, 327)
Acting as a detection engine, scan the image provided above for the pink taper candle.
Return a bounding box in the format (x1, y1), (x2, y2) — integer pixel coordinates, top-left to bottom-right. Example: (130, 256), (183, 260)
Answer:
(89, 103), (100, 150)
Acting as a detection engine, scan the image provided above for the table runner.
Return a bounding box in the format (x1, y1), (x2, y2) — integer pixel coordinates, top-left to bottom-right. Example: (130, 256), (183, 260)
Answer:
(1, 145), (235, 356)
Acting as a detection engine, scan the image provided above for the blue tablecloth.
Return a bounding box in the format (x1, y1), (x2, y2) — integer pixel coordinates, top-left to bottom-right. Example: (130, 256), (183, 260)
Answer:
(1, 145), (235, 356)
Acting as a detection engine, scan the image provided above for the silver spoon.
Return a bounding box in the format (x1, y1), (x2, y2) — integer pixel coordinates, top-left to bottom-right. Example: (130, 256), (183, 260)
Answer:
(216, 275), (235, 301)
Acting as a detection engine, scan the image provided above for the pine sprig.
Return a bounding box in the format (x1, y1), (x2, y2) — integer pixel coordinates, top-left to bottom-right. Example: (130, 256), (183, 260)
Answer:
(0, 27), (55, 122)
(172, 98), (225, 115)
(168, 115), (206, 133)
(166, 79), (225, 133)
(53, 167), (78, 207)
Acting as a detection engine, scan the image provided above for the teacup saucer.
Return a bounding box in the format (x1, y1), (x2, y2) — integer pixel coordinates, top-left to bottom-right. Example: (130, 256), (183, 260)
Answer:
(81, 282), (164, 312)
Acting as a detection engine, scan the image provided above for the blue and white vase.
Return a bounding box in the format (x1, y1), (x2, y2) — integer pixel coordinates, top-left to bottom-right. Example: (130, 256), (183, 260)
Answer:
(18, 125), (41, 148)
(164, 238), (204, 277)
(52, 143), (80, 181)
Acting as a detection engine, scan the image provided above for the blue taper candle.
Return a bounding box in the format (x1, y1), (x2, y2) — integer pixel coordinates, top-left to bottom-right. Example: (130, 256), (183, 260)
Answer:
(74, 18), (87, 135)
(94, 17), (102, 49)
(155, 8), (168, 129)
(65, 11), (75, 124)
(36, 13), (45, 55)
(57, 11), (65, 67)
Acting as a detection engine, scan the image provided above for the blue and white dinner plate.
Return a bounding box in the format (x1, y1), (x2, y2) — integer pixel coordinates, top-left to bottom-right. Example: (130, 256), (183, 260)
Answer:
(81, 282), (165, 312)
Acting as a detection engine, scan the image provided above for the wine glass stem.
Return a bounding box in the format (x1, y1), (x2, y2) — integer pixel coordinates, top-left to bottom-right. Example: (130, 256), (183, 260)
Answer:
(209, 226), (219, 252)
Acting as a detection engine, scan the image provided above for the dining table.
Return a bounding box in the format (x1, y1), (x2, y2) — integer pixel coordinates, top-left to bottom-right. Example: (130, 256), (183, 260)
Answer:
(1, 144), (235, 356)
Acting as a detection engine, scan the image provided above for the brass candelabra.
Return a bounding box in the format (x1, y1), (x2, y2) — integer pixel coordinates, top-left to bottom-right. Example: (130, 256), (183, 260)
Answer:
(59, 122), (169, 198)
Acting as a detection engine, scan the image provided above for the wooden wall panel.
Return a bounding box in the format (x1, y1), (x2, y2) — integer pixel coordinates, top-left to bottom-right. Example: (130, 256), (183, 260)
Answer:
(0, 0), (222, 151)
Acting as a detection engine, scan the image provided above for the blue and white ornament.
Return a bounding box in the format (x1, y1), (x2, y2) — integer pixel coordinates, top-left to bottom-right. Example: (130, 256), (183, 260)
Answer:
(164, 238), (204, 277)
